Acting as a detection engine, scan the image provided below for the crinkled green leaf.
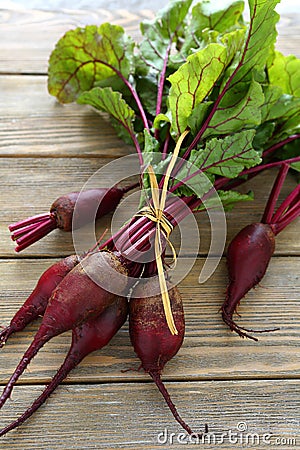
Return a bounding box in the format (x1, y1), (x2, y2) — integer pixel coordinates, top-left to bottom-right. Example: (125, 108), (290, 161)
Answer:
(168, 43), (228, 134)
(219, 28), (246, 64)
(138, 0), (192, 74)
(168, 24), (248, 136)
(229, 0), (280, 85)
(271, 137), (300, 167)
(268, 51), (300, 97)
(48, 24), (135, 103)
(203, 80), (264, 137)
(181, 0), (244, 56)
(173, 130), (260, 199)
(253, 122), (276, 152)
(261, 88), (300, 141)
(77, 87), (135, 140)
(172, 165), (213, 199)
(198, 0), (279, 138)
(291, 162), (300, 173)
(191, 0), (244, 33)
(109, 118), (135, 145)
(153, 113), (171, 130)
(173, 176), (213, 199)
(136, 74), (167, 117)
(188, 130), (260, 178)
(196, 189), (254, 212)
(187, 101), (214, 136)
(199, 0), (279, 139)
(261, 87), (300, 122)
(143, 130), (160, 154)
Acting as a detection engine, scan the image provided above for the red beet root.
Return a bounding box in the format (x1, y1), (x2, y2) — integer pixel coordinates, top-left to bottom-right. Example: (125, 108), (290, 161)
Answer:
(50, 187), (125, 231)
(9, 184), (137, 252)
(221, 164), (300, 340)
(129, 279), (201, 436)
(0, 255), (80, 348)
(0, 296), (128, 438)
(221, 223), (276, 340)
(0, 251), (128, 409)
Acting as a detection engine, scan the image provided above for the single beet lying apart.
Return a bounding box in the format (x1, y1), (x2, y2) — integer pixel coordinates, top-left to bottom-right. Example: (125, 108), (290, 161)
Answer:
(221, 164), (300, 340)
(0, 296), (128, 437)
(129, 278), (203, 436)
(9, 184), (137, 252)
(0, 254), (80, 348)
(0, 250), (128, 411)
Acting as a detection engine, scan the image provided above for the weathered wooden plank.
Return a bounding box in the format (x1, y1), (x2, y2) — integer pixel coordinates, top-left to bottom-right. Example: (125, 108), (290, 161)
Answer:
(0, 10), (299, 74)
(0, 158), (298, 257)
(0, 76), (132, 158)
(0, 8), (154, 74)
(0, 257), (299, 384)
(0, 380), (299, 448)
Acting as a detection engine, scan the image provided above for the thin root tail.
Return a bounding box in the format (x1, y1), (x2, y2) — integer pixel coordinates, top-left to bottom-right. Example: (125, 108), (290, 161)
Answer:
(0, 330), (51, 409)
(0, 327), (13, 348)
(222, 311), (279, 342)
(0, 349), (79, 438)
(149, 370), (204, 438)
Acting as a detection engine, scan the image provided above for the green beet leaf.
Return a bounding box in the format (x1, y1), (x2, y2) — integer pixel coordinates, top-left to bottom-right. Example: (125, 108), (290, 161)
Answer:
(228, 0), (280, 86)
(172, 163), (214, 199)
(180, 0), (244, 57)
(168, 43), (228, 135)
(253, 122), (276, 152)
(188, 129), (260, 179)
(138, 0), (192, 75)
(268, 51), (300, 98)
(48, 24), (135, 103)
(195, 189), (254, 212)
(193, 0), (279, 141)
(203, 80), (264, 137)
(191, 0), (244, 33)
(77, 87), (136, 141)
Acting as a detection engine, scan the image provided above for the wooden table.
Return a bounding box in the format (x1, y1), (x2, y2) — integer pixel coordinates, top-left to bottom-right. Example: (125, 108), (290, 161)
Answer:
(0, 7), (299, 449)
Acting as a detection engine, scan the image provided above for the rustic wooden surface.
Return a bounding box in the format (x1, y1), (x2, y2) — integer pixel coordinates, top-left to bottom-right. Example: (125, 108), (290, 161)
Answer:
(0, 7), (299, 449)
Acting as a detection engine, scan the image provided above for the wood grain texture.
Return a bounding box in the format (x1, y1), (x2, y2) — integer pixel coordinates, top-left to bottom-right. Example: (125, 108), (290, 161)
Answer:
(0, 8), (155, 74)
(0, 76), (132, 158)
(0, 257), (299, 384)
(0, 10), (299, 74)
(0, 381), (299, 448)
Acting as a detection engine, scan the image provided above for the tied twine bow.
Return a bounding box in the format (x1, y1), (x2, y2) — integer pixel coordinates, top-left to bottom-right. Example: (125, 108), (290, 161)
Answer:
(138, 130), (189, 335)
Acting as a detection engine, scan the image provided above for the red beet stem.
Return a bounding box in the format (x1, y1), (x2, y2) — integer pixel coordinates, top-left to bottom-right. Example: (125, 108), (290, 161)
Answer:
(149, 371), (201, 437)
(9, 213), (57, 251)
(15, 218), (56, 245)
(262, 134), (300, 158)
(14, 219), (57, 252)
(274, 200), (300, 234)
(8, 213), (52, 232)
(11, 221), (48, 241)
(271, 184), (300, 224)
(261, 164), (290, 225)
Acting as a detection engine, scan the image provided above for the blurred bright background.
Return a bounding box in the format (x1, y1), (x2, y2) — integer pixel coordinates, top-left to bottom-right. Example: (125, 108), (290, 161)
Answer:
(0, 0), (298, 12)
